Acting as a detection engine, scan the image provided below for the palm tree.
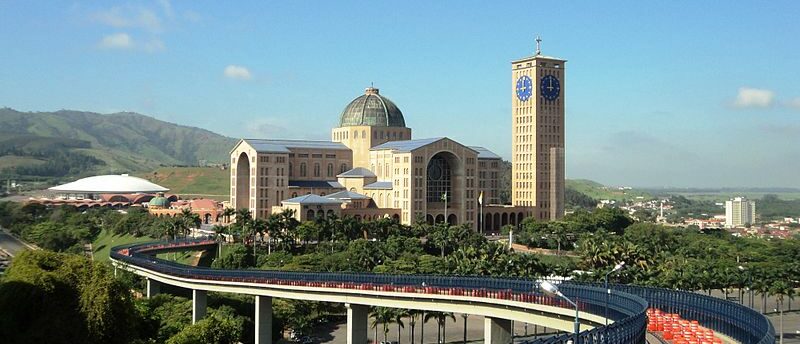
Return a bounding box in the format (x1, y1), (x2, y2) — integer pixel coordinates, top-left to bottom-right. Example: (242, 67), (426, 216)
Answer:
(222, 207), (236, 224)
(460, 314), (469, 344)
(211, 224), (227, 258)
(179, 208), (201, 238)
(769, 280), (795, 344)
(371, 307), (395, 343)
(251, 218), (267, 264)
(408, 310), (421, 344)
(424, 311), (455, 344)
(394, 309), (408, 344)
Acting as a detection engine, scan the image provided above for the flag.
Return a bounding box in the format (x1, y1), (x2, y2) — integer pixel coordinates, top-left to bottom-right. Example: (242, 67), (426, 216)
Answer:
(441, 192), (447, 202)
(478, 191), (483, 205)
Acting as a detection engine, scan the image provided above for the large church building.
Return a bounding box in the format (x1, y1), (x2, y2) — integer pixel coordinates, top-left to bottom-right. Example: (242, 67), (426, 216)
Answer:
(230, 45), (565, 231)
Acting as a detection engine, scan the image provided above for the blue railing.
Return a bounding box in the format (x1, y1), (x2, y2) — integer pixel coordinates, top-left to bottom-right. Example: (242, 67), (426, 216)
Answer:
(111, 239), (776, 344)
(112, 239), (649, 344)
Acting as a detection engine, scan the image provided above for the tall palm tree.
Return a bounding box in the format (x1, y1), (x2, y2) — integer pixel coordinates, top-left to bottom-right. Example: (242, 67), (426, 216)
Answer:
(251, 218), (267, 264)
(371, 307), (395, 343)
(460, 314), (469, 344)
(222, 207), (236, 224)
(769, 280), (795, 344)
(408, 310), (421, 344)
(424, 311), (455, 344)
(211, 224), (227, 258)
(394, 309), (408, 344)
(179, 208), (201, 238)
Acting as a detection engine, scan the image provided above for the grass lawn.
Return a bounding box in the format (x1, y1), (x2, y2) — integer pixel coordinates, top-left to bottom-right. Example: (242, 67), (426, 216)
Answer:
(136, 167), (229, 200)
(92, 229), (156, 262)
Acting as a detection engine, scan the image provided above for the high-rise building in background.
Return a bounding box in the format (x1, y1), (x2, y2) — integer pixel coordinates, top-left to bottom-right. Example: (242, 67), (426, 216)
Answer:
(725, 197), (756, 227)
(510, 37), (566, 220)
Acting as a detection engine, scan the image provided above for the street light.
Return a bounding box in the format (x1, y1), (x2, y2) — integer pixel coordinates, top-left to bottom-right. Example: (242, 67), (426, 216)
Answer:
(540, 281), (580, 344)
(604, 262), (626, 326)
(738, 265), (753, 309)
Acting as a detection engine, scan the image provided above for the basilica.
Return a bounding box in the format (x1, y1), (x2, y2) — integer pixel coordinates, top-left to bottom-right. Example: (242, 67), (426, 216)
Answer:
(231, 47), (566, 231)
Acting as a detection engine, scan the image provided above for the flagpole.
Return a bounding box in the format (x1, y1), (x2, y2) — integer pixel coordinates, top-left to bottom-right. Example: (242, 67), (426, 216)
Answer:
(444, 192), (448, 226)
(480, 194), (483, 234)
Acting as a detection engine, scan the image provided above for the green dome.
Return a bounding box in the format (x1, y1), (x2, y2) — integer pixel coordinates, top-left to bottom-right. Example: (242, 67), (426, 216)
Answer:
(149, 195), (170, 208)
(339, 87), (406, 127)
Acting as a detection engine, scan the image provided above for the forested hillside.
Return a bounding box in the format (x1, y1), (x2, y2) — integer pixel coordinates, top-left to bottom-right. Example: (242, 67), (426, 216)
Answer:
(0, 108), (236, 180)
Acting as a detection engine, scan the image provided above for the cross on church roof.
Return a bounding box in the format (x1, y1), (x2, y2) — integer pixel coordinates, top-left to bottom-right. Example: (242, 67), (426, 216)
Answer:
(535, 35), (542, 56)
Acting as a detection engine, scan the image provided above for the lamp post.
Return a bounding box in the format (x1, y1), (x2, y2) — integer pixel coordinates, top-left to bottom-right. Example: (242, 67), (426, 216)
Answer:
(541, 281), (580, 344)
(738, 265), (752, 309)
(604, 262), (626, 326)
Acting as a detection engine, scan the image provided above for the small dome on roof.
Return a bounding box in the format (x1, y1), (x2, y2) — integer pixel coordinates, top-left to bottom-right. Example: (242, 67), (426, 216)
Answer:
(149, 192), (171, 208)
(339, 87), (406, 128)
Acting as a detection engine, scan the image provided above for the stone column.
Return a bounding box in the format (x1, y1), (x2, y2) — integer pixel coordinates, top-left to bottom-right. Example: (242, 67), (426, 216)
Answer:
(146, 278), (161, 298)
(346, 303), (369, 344)
(255, 296), (273, 344)
(192, 289), (207, 324)
(484, 317), (512, 344)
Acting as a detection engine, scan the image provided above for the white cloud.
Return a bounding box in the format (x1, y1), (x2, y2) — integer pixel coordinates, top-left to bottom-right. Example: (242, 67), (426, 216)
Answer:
(733, 87), (775, 108)
(93, 7), (162, 33)
(98, 33), (133, 49)
(143, 38), (165, 52)
(224, 65), (252, 80)
(157, 0), (174, 18)
(786, 97), (800, 110)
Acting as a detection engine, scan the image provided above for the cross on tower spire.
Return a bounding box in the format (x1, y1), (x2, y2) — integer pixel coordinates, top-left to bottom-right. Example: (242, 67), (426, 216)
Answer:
(535, 35), (542, 56)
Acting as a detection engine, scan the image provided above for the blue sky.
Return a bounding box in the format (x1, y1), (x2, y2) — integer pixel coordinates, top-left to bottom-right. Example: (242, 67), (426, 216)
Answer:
(1, 1), (799, 188)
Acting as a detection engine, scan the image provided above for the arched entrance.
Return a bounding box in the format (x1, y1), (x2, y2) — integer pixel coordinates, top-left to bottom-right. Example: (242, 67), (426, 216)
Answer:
(426, 214), (434, 225)
(204, 213), (212, 224)
(426, 151), (463, 226)
(235, 152), (251, 210)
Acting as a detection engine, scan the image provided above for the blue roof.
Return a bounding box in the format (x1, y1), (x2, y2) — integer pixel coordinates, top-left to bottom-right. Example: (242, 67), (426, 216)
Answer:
(288, 180), (344, 188)
(468, 146), (502, 159)
(371, 137), (446, 152)
(363, 181), (393, 190)
(243, 139), (349, 153)
(337, 167), (376, 178)
(326, 190), (370, 200)
(282, 194), (343, 205)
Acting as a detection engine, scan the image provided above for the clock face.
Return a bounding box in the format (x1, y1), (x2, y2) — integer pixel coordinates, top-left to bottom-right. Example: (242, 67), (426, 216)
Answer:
(516, 75), (533, 101)
(540, 75), (561, 101)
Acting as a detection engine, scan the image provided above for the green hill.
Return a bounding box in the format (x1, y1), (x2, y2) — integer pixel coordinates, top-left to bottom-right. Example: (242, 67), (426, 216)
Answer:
(0, 108), (236, 181)
(137, 167), (229, 200)
(566, 179), (653, 201)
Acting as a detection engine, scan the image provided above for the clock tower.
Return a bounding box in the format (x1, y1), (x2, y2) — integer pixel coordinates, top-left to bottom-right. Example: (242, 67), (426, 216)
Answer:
(511, 37), (565, 220)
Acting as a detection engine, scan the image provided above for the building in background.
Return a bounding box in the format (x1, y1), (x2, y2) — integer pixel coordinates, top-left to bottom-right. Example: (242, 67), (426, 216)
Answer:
(510, 37), (566, 220)
(725, 197), (756, 228)
(231, 42), (567, 230)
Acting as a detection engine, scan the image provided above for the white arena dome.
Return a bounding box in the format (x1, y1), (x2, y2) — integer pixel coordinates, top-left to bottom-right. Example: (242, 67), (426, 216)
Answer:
(49, 174), (169, 194)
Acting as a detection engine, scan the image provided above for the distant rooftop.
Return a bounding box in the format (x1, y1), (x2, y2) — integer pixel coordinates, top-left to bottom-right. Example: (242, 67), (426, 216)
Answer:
(371, 137), (445, 152)
(468, 146), (501, 159)
(49, 174), (169, 194)
(242, 139), (349, 153)
(288, 180), (344, 189)
(282, 194), (343, 205)
(363, 181), (393, 190)
(337, 167), (376, 178)
(326, 190), (370, 200)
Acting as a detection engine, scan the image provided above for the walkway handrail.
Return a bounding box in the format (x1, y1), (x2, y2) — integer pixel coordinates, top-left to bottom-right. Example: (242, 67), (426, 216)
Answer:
(598, 283), (775, 344)
(111, 239), (650, 343)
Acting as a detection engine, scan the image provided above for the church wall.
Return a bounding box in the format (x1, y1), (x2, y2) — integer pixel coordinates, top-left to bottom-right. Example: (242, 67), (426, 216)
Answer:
(477, 157), (503, 205)
(286, 148), (352, 182)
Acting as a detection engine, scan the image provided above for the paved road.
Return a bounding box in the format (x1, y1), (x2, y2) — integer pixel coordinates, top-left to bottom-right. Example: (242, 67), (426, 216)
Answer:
(0, 228), (32, 257)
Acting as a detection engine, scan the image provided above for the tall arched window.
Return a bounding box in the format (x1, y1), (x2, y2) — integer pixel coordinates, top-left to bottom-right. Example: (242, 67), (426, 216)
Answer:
(354, 131), (359, 139)
(327, 163), (334, 177)
(362, 130), (366, 138)
(340, 163), (347, 173)
(288, 163), (293, 177)
(314, 163), (320, 177)
(300, 163), (307, 177)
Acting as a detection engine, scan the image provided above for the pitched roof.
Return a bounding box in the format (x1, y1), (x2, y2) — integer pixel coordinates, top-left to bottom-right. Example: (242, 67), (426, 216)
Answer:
(337, 167), (376, 178)
(282, 194), (343, 205)
(242, 139), (349, 153)
(288, 180), (344, 188)
(370, 137), (445, 152)
(363, 181), (393, 190)
(468, 146), (502, 159)
(326, 190), (371, 200)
